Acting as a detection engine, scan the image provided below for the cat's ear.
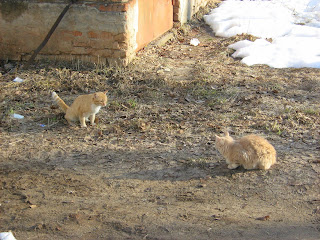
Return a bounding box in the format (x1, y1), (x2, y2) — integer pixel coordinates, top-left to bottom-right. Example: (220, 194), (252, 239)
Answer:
(224, 130), (229, 137)
(215, 135), (221, 140)
(104, 90), (108, 95)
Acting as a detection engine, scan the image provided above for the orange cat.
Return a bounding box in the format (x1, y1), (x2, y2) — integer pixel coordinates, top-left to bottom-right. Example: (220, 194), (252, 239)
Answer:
(52, 91), (108, 127)
(215, 131), (276, 170)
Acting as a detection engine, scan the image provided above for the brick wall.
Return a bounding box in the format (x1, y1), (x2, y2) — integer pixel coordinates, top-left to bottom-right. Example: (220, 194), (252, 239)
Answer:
(0, 0), (138, 65)
(0, 0), (219, 66)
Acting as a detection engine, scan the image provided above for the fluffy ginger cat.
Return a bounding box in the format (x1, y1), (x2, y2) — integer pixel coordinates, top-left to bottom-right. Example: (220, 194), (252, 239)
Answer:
(215, 131), (276, 170)
(52, 91), (108, 127)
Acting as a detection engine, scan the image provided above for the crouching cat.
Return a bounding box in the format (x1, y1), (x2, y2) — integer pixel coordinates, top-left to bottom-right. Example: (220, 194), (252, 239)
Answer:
(52, 91), (108, 127)
(215, 131), (276, 170)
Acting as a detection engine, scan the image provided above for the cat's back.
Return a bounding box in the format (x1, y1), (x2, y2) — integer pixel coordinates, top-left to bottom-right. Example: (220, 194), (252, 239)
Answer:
(238, 135), (276, 154)
(70, 94), (92, 108)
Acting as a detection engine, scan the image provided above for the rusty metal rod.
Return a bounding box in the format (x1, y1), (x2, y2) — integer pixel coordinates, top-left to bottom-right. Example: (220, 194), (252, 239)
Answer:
(23, 2), (74, 69)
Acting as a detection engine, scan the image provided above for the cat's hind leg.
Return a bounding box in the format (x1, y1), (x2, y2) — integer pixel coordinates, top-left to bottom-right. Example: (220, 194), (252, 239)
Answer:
(65, 114), (75, 126)
(228, 163), (240, 169)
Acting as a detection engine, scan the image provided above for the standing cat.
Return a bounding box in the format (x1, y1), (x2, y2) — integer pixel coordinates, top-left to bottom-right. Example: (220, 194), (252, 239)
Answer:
(52, 91), (108, 127)
(215, 131), (276, 170)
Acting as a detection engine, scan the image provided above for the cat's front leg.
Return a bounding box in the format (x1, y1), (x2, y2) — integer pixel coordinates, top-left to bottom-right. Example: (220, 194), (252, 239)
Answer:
(228, 163), (240, 169)
(243, 164), (256, 170)
(79, 116), (87, 128)
(89, 114), (96, 126)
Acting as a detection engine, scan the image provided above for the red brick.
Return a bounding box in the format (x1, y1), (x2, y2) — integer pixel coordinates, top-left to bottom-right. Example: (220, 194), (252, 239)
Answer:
(109, 0), (129, 2)
(99, 4), (113, 12)
(122, 3), (129, 12)
(90, 39), (113, 49)
(113, 4), (129, 12)
(59, 34), (73, 42)
(101, 31), (112, 39)
(72, 38), (90, 47)
(85, 3), (97, 8)
(72, 47), (90, 55)
(114, 33), (127, 42)
(60, 30), (82, 37)
(113, 50), (127, 58)
(112, 42), (120, 50)
(99, 5), (107, 11)
(88, 31), (99, 38)
(94, 3), (130, 12)
(73, 31), (82, 37)
(119, 42), (128, 49)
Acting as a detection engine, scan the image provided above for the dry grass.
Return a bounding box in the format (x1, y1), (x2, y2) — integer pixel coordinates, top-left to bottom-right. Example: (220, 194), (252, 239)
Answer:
(1, 4), (320, 239)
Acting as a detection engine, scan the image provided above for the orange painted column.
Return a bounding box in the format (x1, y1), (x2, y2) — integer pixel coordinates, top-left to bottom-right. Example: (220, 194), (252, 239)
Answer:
(136, 0), (173, 51)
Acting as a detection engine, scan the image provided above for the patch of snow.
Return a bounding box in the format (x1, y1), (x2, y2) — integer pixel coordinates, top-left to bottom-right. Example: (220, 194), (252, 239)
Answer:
(204, 0), (320, 68)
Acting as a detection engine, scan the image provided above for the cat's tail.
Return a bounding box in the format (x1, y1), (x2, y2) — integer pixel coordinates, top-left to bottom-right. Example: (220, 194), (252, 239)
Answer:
(52, 92), (69, 113)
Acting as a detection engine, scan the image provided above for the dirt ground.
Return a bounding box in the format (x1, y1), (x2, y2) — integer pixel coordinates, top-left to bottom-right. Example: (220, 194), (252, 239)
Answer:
(1, 5), (320, 240)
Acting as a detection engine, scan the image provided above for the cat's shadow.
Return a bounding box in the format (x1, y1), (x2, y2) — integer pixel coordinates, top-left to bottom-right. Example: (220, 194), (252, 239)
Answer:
(110, 161), (263, 182)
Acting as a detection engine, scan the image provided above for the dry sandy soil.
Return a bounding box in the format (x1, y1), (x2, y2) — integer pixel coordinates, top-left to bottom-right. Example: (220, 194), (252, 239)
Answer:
(1, 5), (320, 240)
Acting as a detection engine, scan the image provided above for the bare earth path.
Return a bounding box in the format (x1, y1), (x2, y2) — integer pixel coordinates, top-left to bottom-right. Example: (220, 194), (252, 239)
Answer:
(1, 9), (320, 240)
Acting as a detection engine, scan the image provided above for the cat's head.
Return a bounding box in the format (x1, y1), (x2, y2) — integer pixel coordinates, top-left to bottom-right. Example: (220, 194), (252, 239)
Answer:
(93, 91), (108, 106)
(215, 131), (233, 151)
